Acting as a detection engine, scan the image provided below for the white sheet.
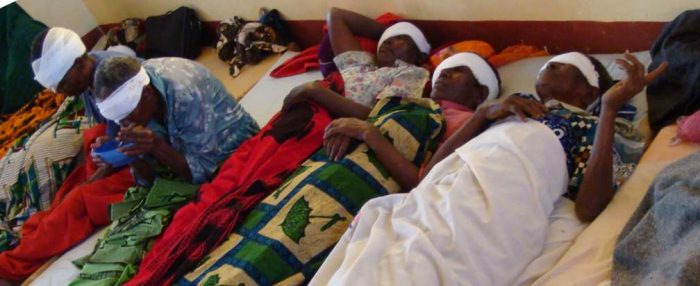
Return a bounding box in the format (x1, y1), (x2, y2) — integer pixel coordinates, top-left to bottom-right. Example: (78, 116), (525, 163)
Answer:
(28, 228), (106, 286)
(240, 52), (323, 126)
(310, 119), (570, 286)
(514, 197), (586, 285)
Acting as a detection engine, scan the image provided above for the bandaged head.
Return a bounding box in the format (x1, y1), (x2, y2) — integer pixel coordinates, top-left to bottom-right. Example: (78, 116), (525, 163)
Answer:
(377, 22), (431, 55)
(540, 52), (599, 88)
(432, 52), (500, 100)
(96, 64), (149, 123)
(31, 27), (86, 91)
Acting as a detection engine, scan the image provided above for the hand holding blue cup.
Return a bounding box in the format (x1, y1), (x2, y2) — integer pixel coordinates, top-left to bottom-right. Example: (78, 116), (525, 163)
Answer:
(91, 139), (136, 168)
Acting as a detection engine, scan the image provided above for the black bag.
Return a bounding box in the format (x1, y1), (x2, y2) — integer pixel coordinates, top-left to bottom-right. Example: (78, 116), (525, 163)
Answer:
(144, 6), (202, 59)
(646, 9), (700, 133)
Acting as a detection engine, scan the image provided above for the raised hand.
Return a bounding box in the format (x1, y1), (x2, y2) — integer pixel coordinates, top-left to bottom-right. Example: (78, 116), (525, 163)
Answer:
(602, 53), (667, 111)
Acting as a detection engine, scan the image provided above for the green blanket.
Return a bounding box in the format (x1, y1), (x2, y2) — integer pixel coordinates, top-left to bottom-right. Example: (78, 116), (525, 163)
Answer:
(70, 178), (199, 286)
(0, 3), (47, 114)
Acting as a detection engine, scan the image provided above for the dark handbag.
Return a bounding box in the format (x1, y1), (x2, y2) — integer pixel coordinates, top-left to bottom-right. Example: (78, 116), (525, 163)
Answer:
(144, 6), (202, 59)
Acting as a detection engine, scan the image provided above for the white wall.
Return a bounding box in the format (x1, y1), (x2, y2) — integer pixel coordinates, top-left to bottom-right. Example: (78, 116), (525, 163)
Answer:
(82, 0), (697, 23)
(0, 0), (15, 9)
(17, 0), (97, 35)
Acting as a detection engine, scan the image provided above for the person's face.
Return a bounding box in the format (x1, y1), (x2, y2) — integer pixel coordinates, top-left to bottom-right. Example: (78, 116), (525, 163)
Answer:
(119, 85), (158, 127)
(431, 66), (487, 109)
(377, 35), (422, 67)
(56, 56), (92, 95)
(535, 61), (597, 106)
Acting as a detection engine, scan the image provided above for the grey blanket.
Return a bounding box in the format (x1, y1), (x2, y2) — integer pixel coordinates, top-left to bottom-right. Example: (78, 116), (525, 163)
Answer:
(612, 151), (700, 286)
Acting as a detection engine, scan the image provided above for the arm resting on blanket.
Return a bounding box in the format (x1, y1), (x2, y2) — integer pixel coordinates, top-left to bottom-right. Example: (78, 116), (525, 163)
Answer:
(283, 82), (372, 119)
(365, 127), (421, 190)
(324, 118), (420, 190)
(425, 95), (546, 175)
(424, 111), (489, 175)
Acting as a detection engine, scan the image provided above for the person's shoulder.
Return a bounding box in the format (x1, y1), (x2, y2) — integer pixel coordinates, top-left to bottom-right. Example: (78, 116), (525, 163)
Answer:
(402, 63), (430, 78)
(89, 50), (142, 62)
(144, 57), (207, 72)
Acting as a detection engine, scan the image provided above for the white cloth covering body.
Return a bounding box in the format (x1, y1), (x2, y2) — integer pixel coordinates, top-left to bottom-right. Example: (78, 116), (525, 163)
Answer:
(310, 119), (569, 286)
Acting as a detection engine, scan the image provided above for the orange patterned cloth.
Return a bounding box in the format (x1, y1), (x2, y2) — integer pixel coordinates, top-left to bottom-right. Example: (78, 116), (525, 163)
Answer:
(0, 90), (66, 158)
(430, 41), (549, 68)
(429, 40), (496, 67)
(488, 45), (549, 67)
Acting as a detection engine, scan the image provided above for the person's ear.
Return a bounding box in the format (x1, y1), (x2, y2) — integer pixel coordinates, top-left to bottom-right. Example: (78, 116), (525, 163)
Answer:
(74, 54), (88, 68)
(139, 85), (152, 101)
(477, 85), (489, 103)
(587, 86), (600, 105)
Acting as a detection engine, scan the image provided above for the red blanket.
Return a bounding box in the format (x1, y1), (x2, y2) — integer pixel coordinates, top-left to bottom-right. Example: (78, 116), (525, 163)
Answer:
(126, 103), (332, 286)
(270, 13), (400, 78)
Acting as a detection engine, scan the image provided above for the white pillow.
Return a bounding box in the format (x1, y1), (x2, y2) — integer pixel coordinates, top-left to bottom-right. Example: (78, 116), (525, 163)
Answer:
(496, 51), (652, 124)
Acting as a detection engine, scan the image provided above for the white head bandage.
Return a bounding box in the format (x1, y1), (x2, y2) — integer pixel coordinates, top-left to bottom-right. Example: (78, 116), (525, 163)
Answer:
(377, 22), (431, 55)
(31, 27), (86, 91)
(96, 67), (149, 122)
(432, 52), (500, 100)
(541, 52), (599, 88)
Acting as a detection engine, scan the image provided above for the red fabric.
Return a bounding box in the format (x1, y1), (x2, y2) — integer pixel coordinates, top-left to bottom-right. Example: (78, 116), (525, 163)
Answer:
(270, 45), (321, 78)
(323, 71), (345, 95)
(127, 103), (332, 286)
(0, 124), (135, 282)
(270, 13), (401, 78)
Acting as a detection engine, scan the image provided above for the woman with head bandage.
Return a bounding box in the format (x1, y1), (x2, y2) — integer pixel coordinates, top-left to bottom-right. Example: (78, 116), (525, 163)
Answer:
(270, 7), (438, 190)
(0, 56), (259, 282)
(0, 29), (147, 281)
(92, 56), (257, 186)
(429, 52), (501, 143)
(427, 51), (667, 222)
(282, 7), (431, 110)
(31, 27), (86, 93)
(30, 27), (142, 129)
(308, 53), (667, 286)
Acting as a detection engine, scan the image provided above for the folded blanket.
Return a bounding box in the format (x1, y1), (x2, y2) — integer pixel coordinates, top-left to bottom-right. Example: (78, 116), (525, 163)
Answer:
(70, 178), (199, 286)
(309, 119), (568, 286)
(612, 151), (700, 286)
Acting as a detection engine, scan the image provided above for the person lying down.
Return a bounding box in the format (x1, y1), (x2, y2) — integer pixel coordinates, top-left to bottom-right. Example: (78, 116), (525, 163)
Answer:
(166, 53), (500, 285)
(309, 52), (666, 286)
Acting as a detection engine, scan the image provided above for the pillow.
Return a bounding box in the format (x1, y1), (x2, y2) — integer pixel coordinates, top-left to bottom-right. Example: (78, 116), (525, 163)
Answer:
(496, 51), (652, 125)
